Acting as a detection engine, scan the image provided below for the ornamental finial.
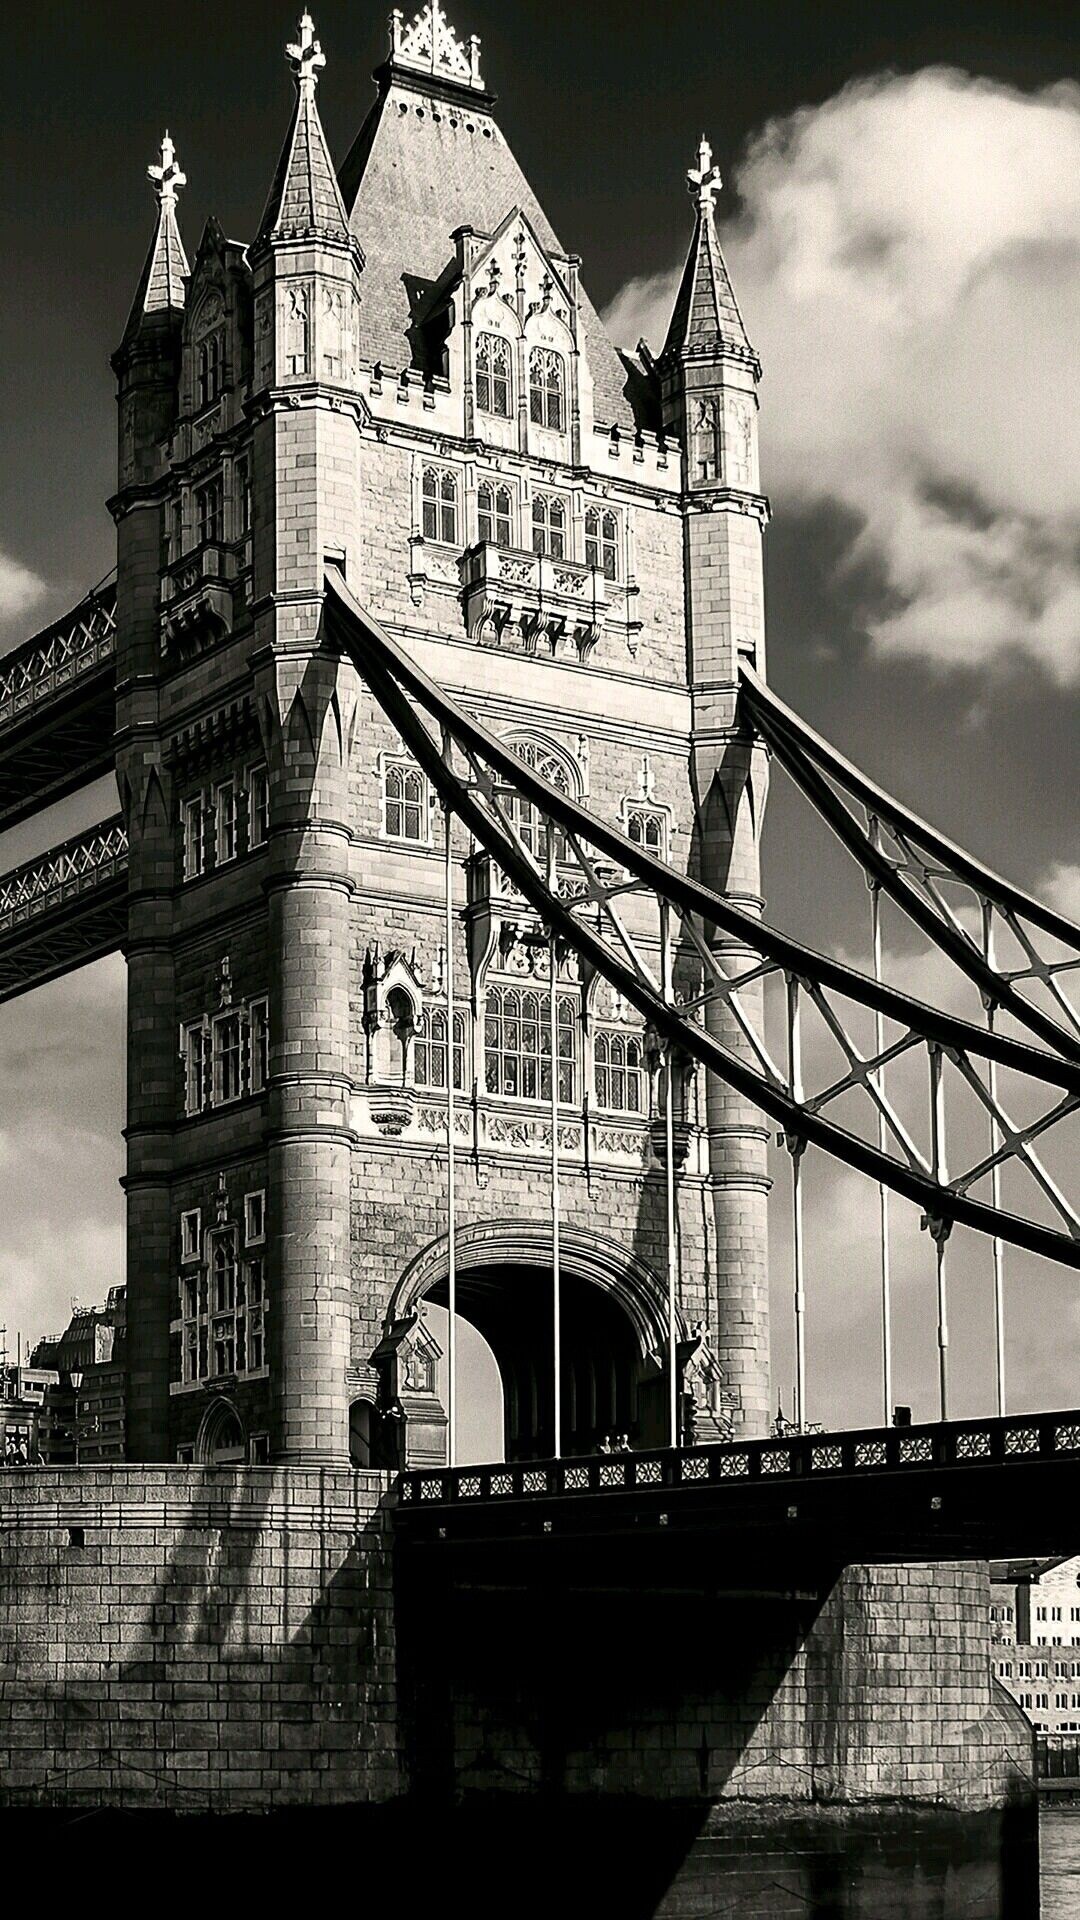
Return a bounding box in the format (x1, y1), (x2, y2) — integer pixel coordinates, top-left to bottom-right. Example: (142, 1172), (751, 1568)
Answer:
(147, 131), (186, 210)
(287, 10), (326, 91)
(389, 2), (485, 92)
(687, 135), (722, 211)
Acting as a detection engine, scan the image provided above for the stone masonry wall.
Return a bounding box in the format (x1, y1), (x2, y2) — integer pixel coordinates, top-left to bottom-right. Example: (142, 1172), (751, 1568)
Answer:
(0, 1469), (399, 1809)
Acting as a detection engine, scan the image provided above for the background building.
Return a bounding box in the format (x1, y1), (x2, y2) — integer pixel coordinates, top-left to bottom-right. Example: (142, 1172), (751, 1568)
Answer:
(990, 1556), (1080, 1735)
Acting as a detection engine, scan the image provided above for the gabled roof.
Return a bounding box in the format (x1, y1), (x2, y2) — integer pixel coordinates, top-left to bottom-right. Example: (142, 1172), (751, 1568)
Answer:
(256, 12), (351, 247)
(339, 74), (641, 429)
(659, 140), (753, 365)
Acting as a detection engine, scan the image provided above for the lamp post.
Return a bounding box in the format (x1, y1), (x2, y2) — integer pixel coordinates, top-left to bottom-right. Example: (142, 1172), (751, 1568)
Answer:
(69, 1370), (83, 1466)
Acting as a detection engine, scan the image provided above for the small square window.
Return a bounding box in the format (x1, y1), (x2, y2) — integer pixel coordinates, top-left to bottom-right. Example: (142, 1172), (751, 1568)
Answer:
(180, 1209), (201, 1263)
(383, 759), (429, 844)
(250, 1432), (270, 1464)
(245, 1190), (266, 1246)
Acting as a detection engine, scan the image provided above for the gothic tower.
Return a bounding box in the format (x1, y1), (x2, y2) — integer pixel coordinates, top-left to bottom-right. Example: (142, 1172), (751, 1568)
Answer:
(112, 6), (771, 1465)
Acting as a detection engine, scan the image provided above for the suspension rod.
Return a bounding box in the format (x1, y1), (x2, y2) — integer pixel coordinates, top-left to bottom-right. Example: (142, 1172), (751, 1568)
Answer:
(870, 876), (893, 1424)
(661, 902), (678, 1451)
(548, 827), (562, 1462)
(930, 1044), (950, 1421)
(787, 975), (807, 1432)
(443, 786), (458, 1469)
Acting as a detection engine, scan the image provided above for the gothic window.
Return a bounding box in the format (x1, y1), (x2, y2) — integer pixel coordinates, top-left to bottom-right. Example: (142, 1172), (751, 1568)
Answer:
(183, 1020), (210, 1116)
(421, 465), (459, 545)
(181, 796), (204, 881)
(249, 997), (269, 1095)
(176, 1225), (265, 1385)
(484, 983), (578, 1103)
(531, 492), (567, 559)
(594, 1030), (646, 1115)
(195, 475), (224, 545)
(384, 759), (429, 843)
(247, 764), (269, 849)
(499, 739), (575, 863)
(197, 331), (224, 408)
(477, 480), (514, 549)
(585, 506), (620, 581)
(180, 1209), (201, 1263)
(414, 1007), (467, 1092)
(212, 1012), (243, 1105)
(244, 1190), (266, 1246)
(476, 333), (512, 418)
(235, 457), (252, 538)
(215, 780), (237, 865)
(529, 346), (566, 431)
(626, 806), (666, 859)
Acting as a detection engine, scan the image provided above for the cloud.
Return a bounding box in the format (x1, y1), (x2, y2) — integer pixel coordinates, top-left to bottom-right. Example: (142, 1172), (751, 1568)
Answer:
(0, 548), (48, 632)
(605, 69), (1080, 683)
(1043, 862), (1080, 923)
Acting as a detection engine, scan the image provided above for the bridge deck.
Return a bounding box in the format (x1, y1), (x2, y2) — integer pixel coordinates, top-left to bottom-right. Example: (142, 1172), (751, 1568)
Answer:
(396, 1411), (1080, 1570)
(0, 586), (117, 832)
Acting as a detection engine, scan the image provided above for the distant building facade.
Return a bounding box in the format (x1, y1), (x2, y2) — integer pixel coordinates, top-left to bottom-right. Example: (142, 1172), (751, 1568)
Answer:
(990, 1555), (1080, 1735)
(11, 1287), (129, 1464)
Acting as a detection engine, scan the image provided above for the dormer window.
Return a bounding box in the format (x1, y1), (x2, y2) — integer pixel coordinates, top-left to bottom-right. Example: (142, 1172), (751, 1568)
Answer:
(477, 480), (513, 550)
(585, 507), (619, 582)
(476, 333), (512, 418)
(197, 332), (224, 409)
(531, 492), (566, 559)
(529, 347), (565, 432)
(421, 465), (459, 545)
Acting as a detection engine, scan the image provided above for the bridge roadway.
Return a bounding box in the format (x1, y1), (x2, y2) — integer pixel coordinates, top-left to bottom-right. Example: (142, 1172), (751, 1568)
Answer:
(0, 815), (127, 1003)
(0, 585), (117, 833)
(396, 1410), (1080, 1583)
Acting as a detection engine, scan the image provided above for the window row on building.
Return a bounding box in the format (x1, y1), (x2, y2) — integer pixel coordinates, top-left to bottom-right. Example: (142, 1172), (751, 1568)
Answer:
(181, 762), (268, 882)
(421, 464), (622, 579)
(163, 453), (252, 567)
(182, 997), (269, 1115)
(1035, 1606), (1080, 1623)
(175, 1196), (266, 1386)
(380, 749), (667, 860)
(474, 336), (566, 432)
(394, 987), (649, 1116)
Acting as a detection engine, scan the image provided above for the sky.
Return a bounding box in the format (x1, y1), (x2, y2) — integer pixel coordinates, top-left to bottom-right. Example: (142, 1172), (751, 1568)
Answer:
(0, 1), (1077, 1442)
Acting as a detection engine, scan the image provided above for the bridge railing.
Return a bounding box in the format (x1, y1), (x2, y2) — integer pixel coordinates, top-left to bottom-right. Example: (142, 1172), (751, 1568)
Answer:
(0, 817), (128, 932)
(398, 1409), (1080, 1510)
(0, 584), (117, 731)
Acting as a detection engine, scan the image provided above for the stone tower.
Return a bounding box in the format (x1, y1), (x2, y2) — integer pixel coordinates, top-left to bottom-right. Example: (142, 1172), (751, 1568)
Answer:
(112, 5), (772, 1465)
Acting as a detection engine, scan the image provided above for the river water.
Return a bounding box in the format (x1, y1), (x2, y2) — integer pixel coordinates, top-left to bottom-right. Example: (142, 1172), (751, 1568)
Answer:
(1042, 1809), (1080, 1917)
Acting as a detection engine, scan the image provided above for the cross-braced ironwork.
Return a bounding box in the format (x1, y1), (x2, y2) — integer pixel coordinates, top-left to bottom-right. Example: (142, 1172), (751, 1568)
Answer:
(0, 815), (128, 1004)
(740, 666), (1080, 1064)
(0, 581), (117, 729)
(325, 572), (1080, 1281)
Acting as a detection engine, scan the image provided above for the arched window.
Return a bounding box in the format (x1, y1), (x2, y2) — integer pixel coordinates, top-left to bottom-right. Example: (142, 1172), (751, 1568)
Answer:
(476, 333), (512, 418)
(585, 506), (620, 581)
(531, 492), (566, 559)
(500, 739), (575, 862)
(414, 1007), (467, 1092)
(529, 346), (565, 431)
(387, 988), (416, 1084)
(626, 806), (666, 859)
(484, 983), (578, 1103)
(421, 465), (459, 545)
(384, 760), (429, 842)
(198, 331), (224, 408)
(477, 480), (514, 549)
(594, 1030), (646, 1114)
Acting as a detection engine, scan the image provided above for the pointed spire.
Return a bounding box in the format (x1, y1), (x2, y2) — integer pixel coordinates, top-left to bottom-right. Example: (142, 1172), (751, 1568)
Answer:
(256, 12), (350, 246)
(123, 132), (190, 339)
(659, 136), (753, 364)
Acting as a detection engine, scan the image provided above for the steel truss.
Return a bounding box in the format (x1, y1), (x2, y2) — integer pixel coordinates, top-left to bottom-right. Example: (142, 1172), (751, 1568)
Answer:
(0, 581), (117, 727)
(740, 666), (1080, 1064)
(325, 573), (1080, 1274)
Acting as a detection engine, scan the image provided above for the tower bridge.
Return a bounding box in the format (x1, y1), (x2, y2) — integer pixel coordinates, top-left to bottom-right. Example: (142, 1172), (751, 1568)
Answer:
(0, 5), (1073, 1904)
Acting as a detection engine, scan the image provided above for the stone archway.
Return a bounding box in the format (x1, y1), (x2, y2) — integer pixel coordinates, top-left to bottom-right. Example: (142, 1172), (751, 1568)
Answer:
(195, 1398), (246, 1465)
(388, 1224), (682, 1460)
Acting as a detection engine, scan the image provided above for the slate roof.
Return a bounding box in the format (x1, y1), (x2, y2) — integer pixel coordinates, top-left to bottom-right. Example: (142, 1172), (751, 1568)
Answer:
(122, 200), (189, 343)
(340, 75), (642, 430)
(257, 75), (351, 245)
(660, 197), (752, 362)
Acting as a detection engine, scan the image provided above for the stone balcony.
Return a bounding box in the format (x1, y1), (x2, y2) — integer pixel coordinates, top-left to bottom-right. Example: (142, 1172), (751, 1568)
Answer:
(460, 542), (609, 659)
(160, 537), (251, 653)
